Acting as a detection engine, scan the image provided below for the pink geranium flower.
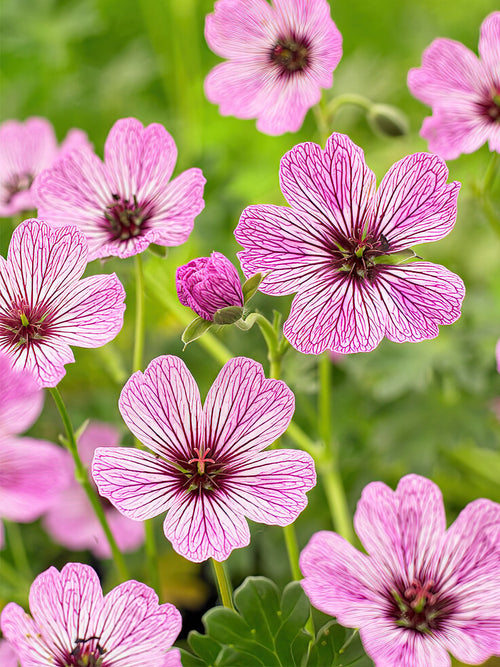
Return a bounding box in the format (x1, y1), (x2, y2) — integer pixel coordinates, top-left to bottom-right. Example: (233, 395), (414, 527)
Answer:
(235, 133), (465, 354)
(0, 640), (18, 667)
(0, 218), (126, 387)
(1, 562), (182, 667)
(0, 117), (90, 217)
(92, 355), (316, 563)
(34, 117), (206, 260)
(0, 353), (72, 548)
(496, 339), (500, 372)
(300, 474), (500, 667)
(176, 252), (244, 320)
(204, 0), (342, 135)
(43, 421), (145, 558)
(408, 12), (500, 159)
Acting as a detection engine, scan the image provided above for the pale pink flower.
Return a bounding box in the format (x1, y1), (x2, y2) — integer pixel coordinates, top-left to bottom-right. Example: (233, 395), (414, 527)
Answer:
(0, 218), (126, 387)
(34, 117), (206, 260)
(0, 640), (19, 667)
(43, 421), (145, 558)
(176, 252), (244, 320)
(92, 355), (316, 563)
(0, 117), (90, 217)
(0, 353), (72, 548)
(300, 474), (500, 667)
(1, 562), (182, 667)
(408, 12), (500, 159)
(235, 132), (465, 355)
(496, 339), (500, 372)
(204, 0), (342, 135)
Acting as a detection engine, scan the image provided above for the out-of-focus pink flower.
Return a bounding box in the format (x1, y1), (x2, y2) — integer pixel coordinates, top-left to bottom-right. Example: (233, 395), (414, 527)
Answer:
(176, 252), (244, 320)
(0, 353), (72, 548)
(43, 421), (145, 559)
(300, 474), (500, 667)
(0, 219), (126, 387)
(204, 0), (342, 135)
(408, 12), (500, 159)
(235, 133), (465, 355)
(34, 117), (206, 260)
(496, 339), (500, 372)
(0, 117), (90, 217)
(93, 355), (316, 563)
(1, 562), (182, 667)
(0, 639), (19, 667)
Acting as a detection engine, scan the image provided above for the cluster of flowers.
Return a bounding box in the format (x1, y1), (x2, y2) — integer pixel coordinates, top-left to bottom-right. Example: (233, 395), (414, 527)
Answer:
(0, 2), (498, 666)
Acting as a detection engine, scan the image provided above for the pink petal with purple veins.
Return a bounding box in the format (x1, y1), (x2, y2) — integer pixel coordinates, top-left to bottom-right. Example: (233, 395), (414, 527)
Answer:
(97, 580), (181, 665)
(205, 62), (269, 121)
(78, 421), (121, 466)
(1, 601), (51, 667)
(283, 271), (385, 354)
(478, 12), (500, 76)
(119, 356), (201, 460)
(373, 262), (465, 343)
(0, 437), (72, 522)
(300, 531), (380, 627)
(203, 357), (295, 458)
(92, 447), (181, 520)
(228, 449), (316, 525)
(0, 353), (43, 436)
(279, 134), (376, 240)
(420, 108), (493, 160)
(373, 153), (460, 250)
(163, 490), (251, 563)
(354, 475), (446, 579)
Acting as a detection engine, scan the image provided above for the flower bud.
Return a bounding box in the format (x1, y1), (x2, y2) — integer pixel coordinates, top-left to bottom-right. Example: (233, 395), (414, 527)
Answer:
(367, 103), (409, 138)
(176, 252), (244, 321)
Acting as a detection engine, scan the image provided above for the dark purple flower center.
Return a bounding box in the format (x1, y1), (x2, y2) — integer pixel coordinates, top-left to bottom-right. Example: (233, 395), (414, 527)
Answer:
(2, 171), (34, 204)
(63, 636), (106, 667)
(332, 233), (390, 281)
(270, 36), (309, 73)
(478, 88), (500, 123)
(178, 446), (226, 493)
(104, 193), (149, 242)
(390, 578), (449, 634)
(0, 301), (52, 351)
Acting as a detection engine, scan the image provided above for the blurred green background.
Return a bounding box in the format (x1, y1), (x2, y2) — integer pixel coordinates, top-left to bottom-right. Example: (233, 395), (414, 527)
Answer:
(1, 0), (499, 661)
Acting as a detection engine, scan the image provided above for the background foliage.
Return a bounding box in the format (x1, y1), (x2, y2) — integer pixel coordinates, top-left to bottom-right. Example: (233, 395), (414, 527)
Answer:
(1, 0), (499, 663)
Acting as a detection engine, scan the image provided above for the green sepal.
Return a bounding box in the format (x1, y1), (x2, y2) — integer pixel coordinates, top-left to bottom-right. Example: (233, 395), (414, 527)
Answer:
(234, 313), (259, 331)
(181, 316), (214, 349)
(242, 273), (265, 304)
(373, 248), (419, 265)
(147, 243), (168, 257)
(74, 418), (90, 443)
(213, 306), (244, 325)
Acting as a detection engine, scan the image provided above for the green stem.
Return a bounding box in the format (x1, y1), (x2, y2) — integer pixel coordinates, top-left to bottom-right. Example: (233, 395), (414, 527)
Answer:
(0, 555), (30, 591)
(211, 559), (235, 610)
(320, 465), (354, 543)
(49, 386), (129, 581)
(282, 525), (302, 581)
(318, 353), (332, 452)
(5, 521), (31, 580)
(482, 152), (500, 195)
(326, 93), (372, 117)
(480, 153), (500, 239)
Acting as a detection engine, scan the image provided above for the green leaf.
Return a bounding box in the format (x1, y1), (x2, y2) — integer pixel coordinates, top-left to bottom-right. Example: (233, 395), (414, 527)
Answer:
(275, 582), (311, 666)
(188, 631), (222, 665)
(215, 646), (265, 667)
(179, 647), (207, 667)
(233, 577), (281, 645)
(181, 316), (213, 348)
(242, 273), (264, 303)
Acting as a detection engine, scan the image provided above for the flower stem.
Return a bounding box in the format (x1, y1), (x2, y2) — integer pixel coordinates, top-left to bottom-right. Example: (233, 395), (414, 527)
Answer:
(479, 153), (500, 238)
(133, 252), (160, 595)
(49, 386), (130, 581)
(211, 558), (235, 610)
(5, 521), (31, 580)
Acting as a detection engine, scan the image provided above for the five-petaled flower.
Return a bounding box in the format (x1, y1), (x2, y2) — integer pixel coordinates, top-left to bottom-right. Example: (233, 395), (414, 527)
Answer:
(176, 252), (244, 321)
(0, 116), (90, 218)
(1, 562), (182, 667)
(300, 474), (500, 667)
(33, 117), (206, 260)
(235, 132), (465, 355)
(43, 421), (145, 559)
(0, 218), (126, 387)
(92, 355), (316, 563)
(408, 12), (500, 159)
(204, 0), (342, 135)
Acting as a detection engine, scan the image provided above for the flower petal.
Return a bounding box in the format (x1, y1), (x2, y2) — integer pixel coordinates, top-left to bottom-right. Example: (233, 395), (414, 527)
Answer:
(300, 530), (380, 627)
(92, 447), (181, 521)
(279, 134), (376, 240)
(1, 602), (53, 667)
(373, 153), (460, 250)
(478, 11), (500, 75)
(204, 61), (270, 120)
(0, 353), (43, 436)
(119, 355), (202, 460)
(227, 449), (316, 525)
(98, 581), (181, 667)
(10, 336), (75, 388)
(372, 262), (465, 344)
(283, 271), (385, 354)
(203, 357), (295, 458)
(164, 491), (250, 562)
(419, 108), (492, 160)
(354, 474), (446, 582)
